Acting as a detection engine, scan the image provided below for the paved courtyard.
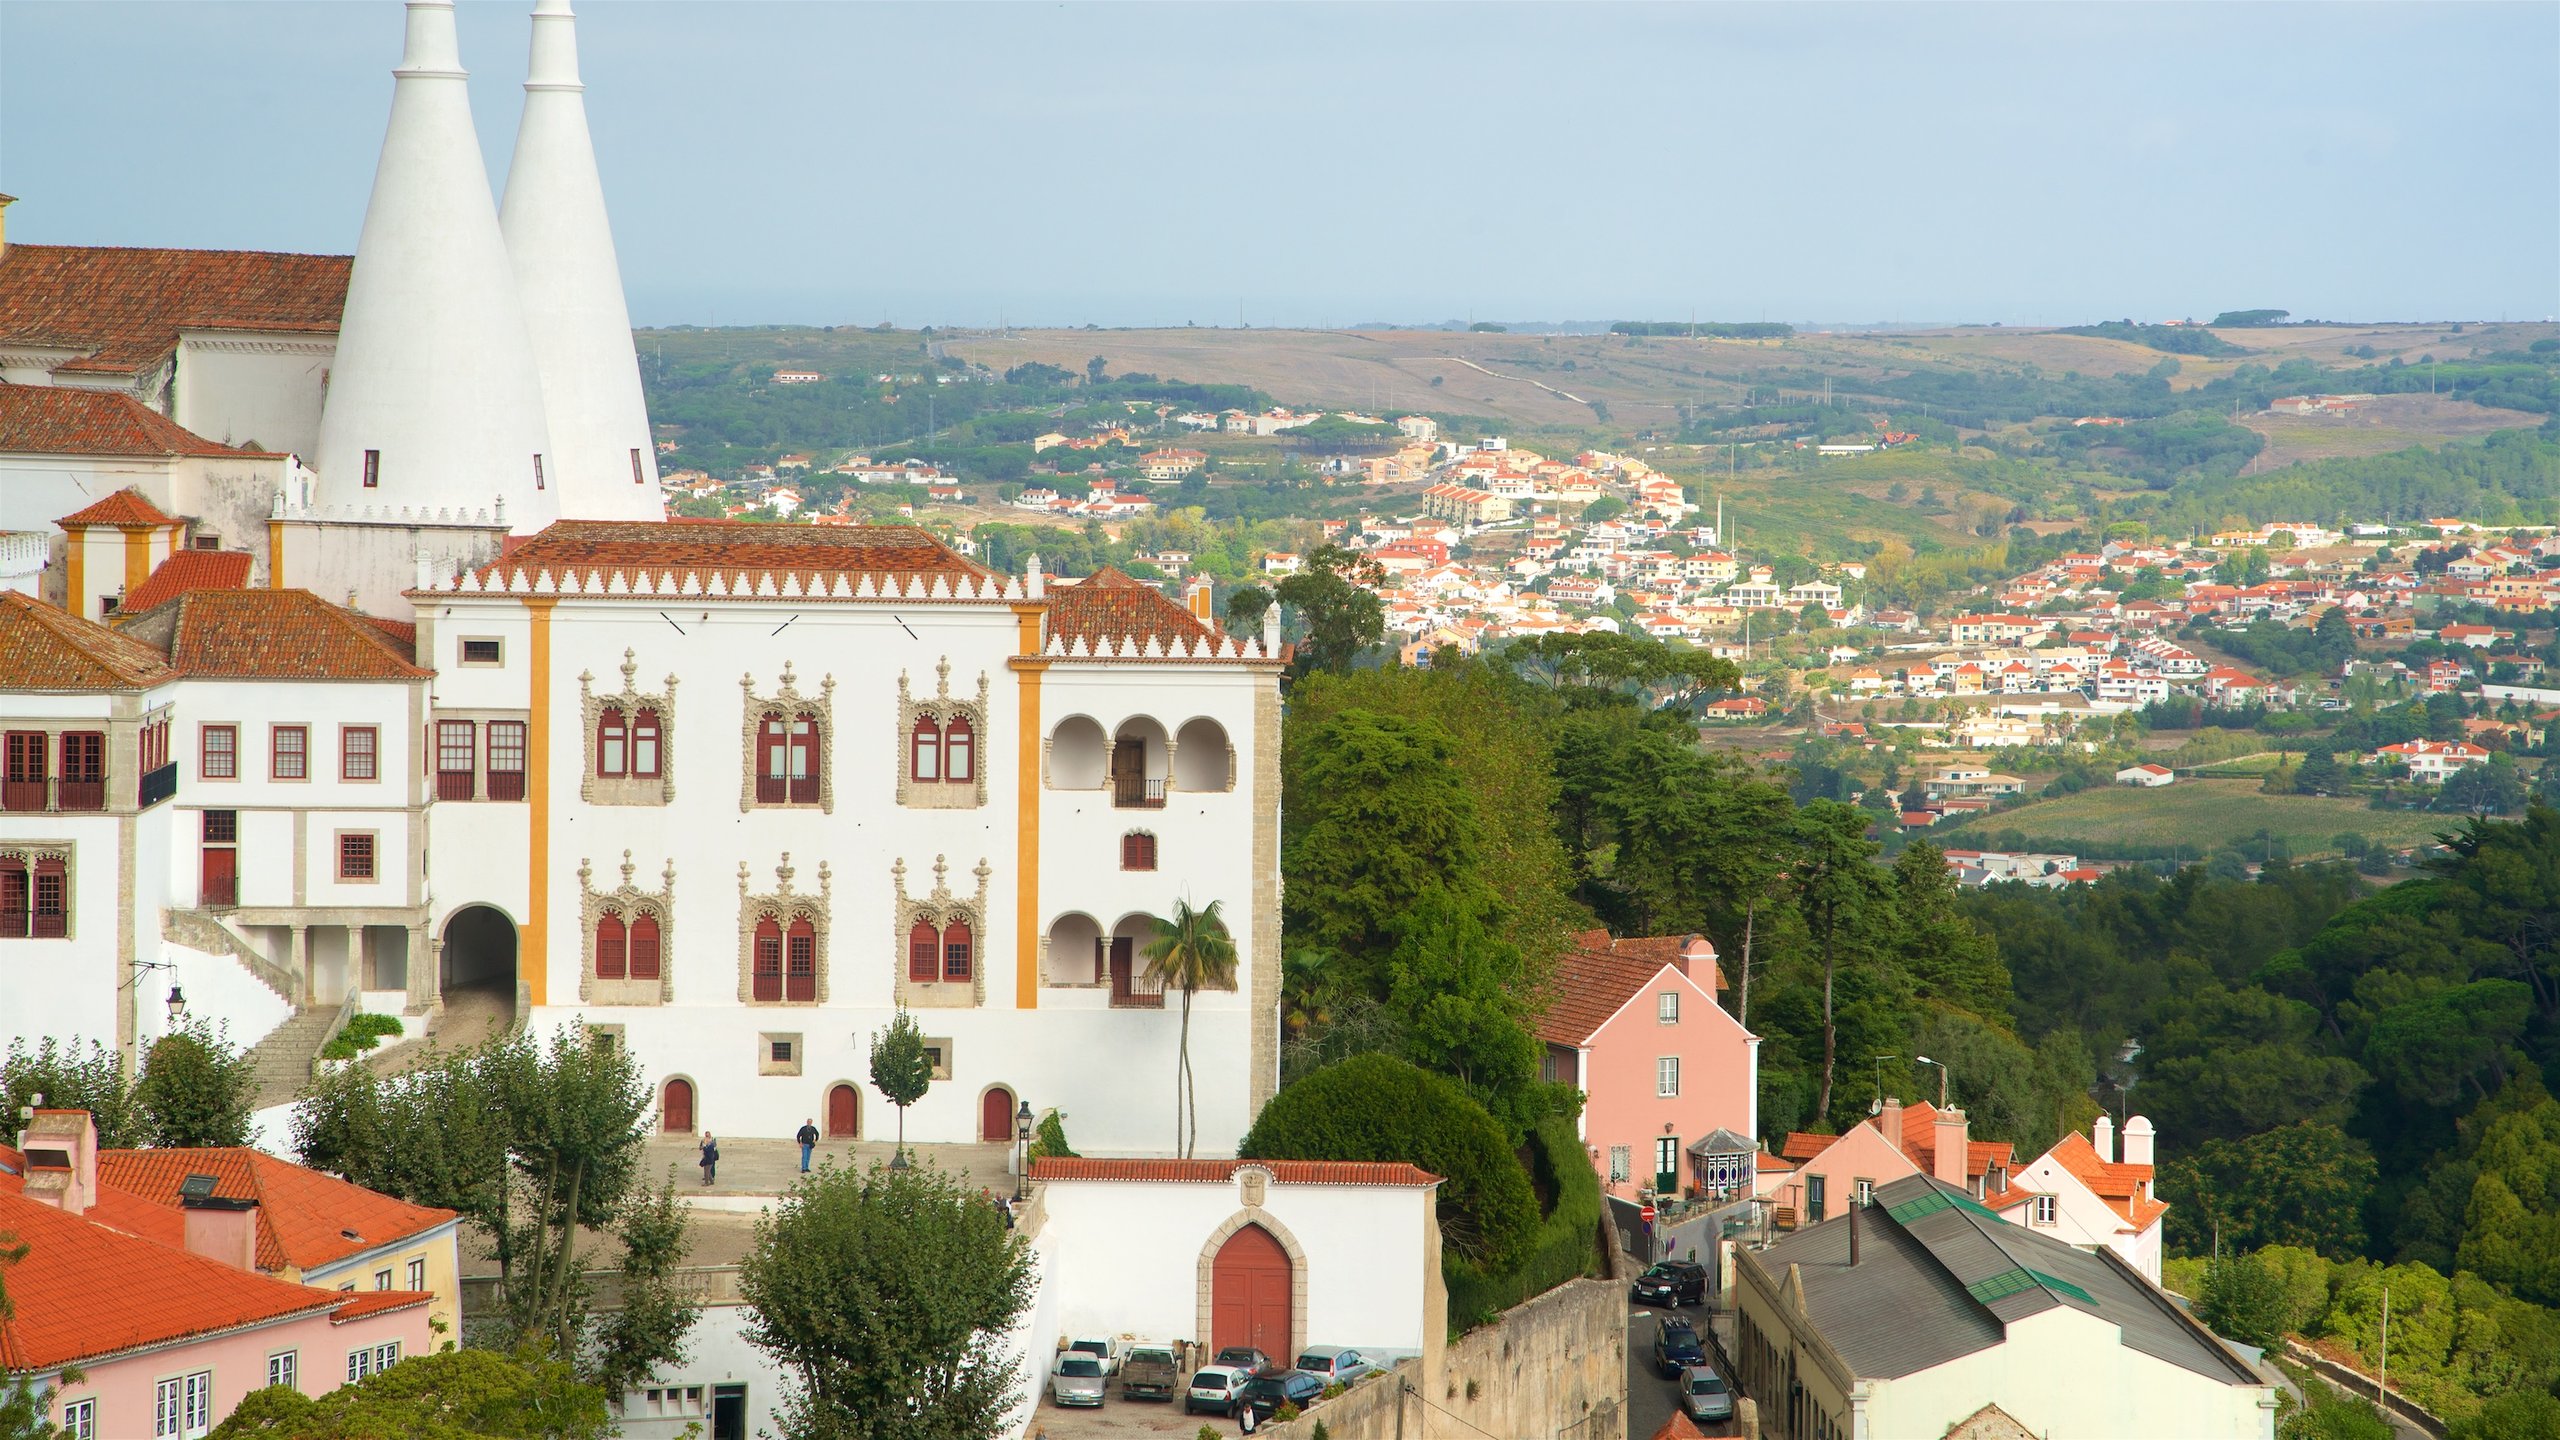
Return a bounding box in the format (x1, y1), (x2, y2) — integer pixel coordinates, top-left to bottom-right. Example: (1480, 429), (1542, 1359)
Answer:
(640, 1135), (1022, 1200)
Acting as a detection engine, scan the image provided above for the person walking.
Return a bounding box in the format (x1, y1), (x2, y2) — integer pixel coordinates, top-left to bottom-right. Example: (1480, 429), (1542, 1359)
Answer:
(698, 1132), (719, 1187)
(795, 1117), (819, 1174)
(1237, 1395), (1260, 1434)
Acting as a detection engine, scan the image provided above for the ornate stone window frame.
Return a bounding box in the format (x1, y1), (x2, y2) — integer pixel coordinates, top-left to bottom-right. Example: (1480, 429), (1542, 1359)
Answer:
(0, 842), (74, 941)
(740, 663), (836, 813)
(892, 853), (990, 1009)
(578, 851), (675, 1005)
(580, 649), (678, 806)
(896, 658), (992, 810)
(738, 852), (832, 1005)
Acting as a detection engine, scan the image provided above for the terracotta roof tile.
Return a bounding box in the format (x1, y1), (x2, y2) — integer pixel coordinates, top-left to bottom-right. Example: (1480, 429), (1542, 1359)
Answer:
(1897, 1102), (2016, 1182)
(1045, 567), (1233, 656)
(120, 549), (253, 612)
(55, 484), (181, 526)
(464, 519), (999, 594)
(1781, 1132), (1839, 1163)
(1031, 1158), (1440, 1187)
(3, 388), (274, 464)
(329, 1290), (435, 1323)
(0, 243), (347, 377)
(1533, 929), (1716, 1045)
(115, 589), (430, 681)
(0, 1188), (340, 1369)
(98, 1148), (457, 1273)
(0, 591), (177, 690)
(2042, 1132), (2166, 1230)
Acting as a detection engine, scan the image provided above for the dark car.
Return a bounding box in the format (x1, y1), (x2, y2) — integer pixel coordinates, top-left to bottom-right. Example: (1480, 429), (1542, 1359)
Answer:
(1652, 1317), (1707, 1379)
(1237, 1369), (1325, 1421)
(1631, 1259), (1709, 1308)
(1214, 1345), (1275, 1375)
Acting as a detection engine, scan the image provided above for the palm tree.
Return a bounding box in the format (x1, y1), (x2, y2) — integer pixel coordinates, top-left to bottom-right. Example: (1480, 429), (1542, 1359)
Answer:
(1280, 947), (1337, 1040)
(1143, 898), (1238, 1158)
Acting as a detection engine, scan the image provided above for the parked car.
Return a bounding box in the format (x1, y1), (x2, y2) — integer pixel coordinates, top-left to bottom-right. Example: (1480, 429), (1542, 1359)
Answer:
(1214, 1345), (1276, 1375)
(1295, 1348), (1377, 1387)
(1652, 1317), (1707, 1378)
(1185, 1366), (1252, 1415)
(1631, 1259), (1709, 1308)
(1120, 1344), (1182, 1401)
(1064, 1336), (1124, 1375)
(1237, 1369), (1326, 1421)
(1680, 1365), (1735, 1424)
(1051, 1355), (1108, 1408)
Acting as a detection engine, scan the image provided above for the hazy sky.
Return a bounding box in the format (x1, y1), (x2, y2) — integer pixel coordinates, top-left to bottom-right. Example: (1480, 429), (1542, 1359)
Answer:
(5, 2), (2554, 329)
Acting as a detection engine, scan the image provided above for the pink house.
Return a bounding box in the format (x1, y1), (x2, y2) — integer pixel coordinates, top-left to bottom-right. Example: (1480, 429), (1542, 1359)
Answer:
(1759, 1099), (2018, 1229)
(3, 1112), (433, 1438)
(1535, 930), (1758, 1199)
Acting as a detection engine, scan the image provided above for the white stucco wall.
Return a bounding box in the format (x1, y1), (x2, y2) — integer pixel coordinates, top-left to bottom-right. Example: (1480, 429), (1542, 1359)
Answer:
(2006, 1152), (2164, 1284)
(612, 1301), (784, 1440)
(1865, 1304), (2274, 1440)
(171, 334), (335, 460)
(1038, 1172), (1436, 1359)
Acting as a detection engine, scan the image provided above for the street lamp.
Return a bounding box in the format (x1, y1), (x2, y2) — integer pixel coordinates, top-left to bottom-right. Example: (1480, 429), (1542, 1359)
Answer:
(1913, 1055), (1949, 1108)
(1014, 1100), (1035, 1202)
(165, 986), (187, 1025)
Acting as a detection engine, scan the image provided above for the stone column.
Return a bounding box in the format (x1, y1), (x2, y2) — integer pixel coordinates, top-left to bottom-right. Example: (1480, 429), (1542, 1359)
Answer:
(407, 923), (436, 1016)
(290, 924), (311, 1006)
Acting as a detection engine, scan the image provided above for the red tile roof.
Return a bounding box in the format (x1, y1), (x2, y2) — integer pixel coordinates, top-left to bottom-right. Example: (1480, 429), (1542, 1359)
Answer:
(0, 1141), (184, 1249)
(115, 588), (431, 681)
(2, 387), (273, 463)
(120, 549), (253, 613)
(2042, 1132), (2167, 1231)
(97, 1148), (457, 1274)
(1533, 929), (1714, 1045)
(466, 519), (998, 594)
(1031, 1158), (1440, 1187)
(0, 591), (177, 690)
(329, 1290), (435, 1323)
(1044, 566), (1234, 656)
(0, 243), (347, 377)
(56, 484), (181, 527)
(0, 1187), (339, 1370)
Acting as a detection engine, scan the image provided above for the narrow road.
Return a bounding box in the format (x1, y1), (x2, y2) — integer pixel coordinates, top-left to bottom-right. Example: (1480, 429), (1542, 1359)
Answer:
(1442, 354), (1587, 405)
(1628, 1299), (1741, 1438)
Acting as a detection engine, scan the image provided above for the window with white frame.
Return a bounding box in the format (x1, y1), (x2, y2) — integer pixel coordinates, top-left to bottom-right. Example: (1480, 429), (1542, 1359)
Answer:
(184, 1371), (212, 1437)
(2033, 1194), (2057, 1225)
(60, 1398), (94, 1440)
(268, 1350), (297, 1391)
(1656, 1056), (1680, 1097)
(345, 1340), (402, 1384)
(1607, 1145), (1630, 1183)
(1658, 991), (1679, 1023)
(406, 1257), (426, 1290)
(1855, 1177), (1875, 1207)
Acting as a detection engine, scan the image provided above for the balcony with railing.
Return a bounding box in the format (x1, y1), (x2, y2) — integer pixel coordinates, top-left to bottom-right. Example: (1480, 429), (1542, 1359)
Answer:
(139, 763), (178, 810)
(55, 777), (105, 812)
(436, 769), (476, 802)
(0, 777), (108, 813)
(1112, 776), (1168, 809)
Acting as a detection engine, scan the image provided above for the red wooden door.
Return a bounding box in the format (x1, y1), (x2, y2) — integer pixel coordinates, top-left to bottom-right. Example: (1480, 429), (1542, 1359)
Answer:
(981, 1086), (1014, 1142)
(1211, 1224), (1292, 1359)
(200, 846), (237, 908)
(826, 1083), (858, 1139)
(663, 1078), (694, 1134)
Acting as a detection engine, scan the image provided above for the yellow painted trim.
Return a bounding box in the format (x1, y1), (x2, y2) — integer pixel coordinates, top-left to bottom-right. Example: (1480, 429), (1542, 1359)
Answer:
(122, 528), (152, 598)
(525, 598), (556, 1007)
(1013, 600), (1047, 1010)
(63, 532), (84, 614)
(266, 519), (285, 588)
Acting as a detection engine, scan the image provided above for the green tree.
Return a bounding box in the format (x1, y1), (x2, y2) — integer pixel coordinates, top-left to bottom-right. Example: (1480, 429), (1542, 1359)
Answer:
(591, 1173), (700, 1401)
(1790, 801), (1891, 1126)
(1221, 583), (1272, 636)
(1888, 842), (2011, 1022)
(2161, 1123), (2379, 1258)
(2362, 979), (2531, 1110)
(1273, 546), (1386, 674)
(2197, 1252), (2289, 1346)
(135, 1019), (259, 1148)
(206, 1345), (612, 1440)
(1281, 710), (1495, 969)
(1381, 888), (1542, 1133)
(0, 1037), (140, 1148)
(869, 1006), (934, 1163)
(2447, 1389), (2560, 1440)
(1142, 898), (1239, 1158)
(739, 1160), (1034, 1440)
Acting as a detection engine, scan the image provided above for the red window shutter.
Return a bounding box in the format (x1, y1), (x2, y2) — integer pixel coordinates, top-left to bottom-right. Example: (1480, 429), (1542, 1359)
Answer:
(30, 858), (65, 938)
(632, 709), (661, 779)
(945, 716), (974, 783)
(756, 716), (785, 803)
(752, 919), (783, 1001)
(596, 913), (627, 979)
(487, 722), (527, 801)
(908, 921), (939, 983)
(910, 719), (941, 782)
(0, 861), (26, 939)
(785, 919), (816, 1001)
(597, 706), (627, 778)
(942, 920), (973, 982)
(789, 714), (821, 804)
(628, 914), (662, 979)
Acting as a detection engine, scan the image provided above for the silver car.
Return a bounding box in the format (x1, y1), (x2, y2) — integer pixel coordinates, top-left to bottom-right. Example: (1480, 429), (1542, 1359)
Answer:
(1051, 1355), (1107, 1408)
(1295, 1347), (1377, 1387)
(1680, 1365), (1734, 1424)
(1185, 1365), (1252, 1415)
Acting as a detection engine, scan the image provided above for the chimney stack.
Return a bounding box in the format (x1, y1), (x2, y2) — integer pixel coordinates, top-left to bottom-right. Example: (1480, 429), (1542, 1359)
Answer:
(312, 0), (557, 533)
(1933, 1106), (1969, 1188)
(2093, 1113), (2116, 1164)
(17, 1109), (97, 1217)
(181, 1191), (261, 1272)
(0, 192), (15, 262)
(1847, 1187), (1861, 1266)
(500, 0), (663, 522)
(1184, 573), (1215, 622)
(2120, 1115), (2153, 1168)
(1879, 1094), (1903, 1146)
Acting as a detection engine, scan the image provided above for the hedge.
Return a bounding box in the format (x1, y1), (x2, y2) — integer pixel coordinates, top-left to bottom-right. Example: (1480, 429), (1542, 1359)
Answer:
(1442, 1115), (1607, 1334)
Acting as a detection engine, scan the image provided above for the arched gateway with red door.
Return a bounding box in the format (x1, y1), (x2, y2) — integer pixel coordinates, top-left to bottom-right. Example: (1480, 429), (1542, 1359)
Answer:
(1209, 1223), (1293, 1360)
(826, 1082), (859, 1139)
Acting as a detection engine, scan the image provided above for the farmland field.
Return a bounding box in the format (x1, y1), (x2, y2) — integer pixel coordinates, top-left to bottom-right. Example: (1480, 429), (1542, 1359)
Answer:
(1929, 778), (2458, 861)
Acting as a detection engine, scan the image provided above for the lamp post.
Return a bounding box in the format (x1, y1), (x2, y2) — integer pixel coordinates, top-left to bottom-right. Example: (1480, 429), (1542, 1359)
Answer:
(1014, 1100), (1035, 1202)
(1913, 1055), (1949, 1109)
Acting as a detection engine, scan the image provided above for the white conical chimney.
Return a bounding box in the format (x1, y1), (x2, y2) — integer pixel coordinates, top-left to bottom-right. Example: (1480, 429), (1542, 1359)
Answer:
(314, 0), (557, 534)
(501, 0), (664, 522)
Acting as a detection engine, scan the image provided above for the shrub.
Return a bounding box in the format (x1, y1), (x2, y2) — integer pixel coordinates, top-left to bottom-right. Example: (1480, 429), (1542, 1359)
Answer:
(1241, 1054), (1537, 1268)
(320, 1014), (406, 1061)
(1442, 1116), (1606, 1333)
(1028, 1107), (1077, 1161)
(1312, 1421), (1332, 1440)
(1198, 1427), (1220, 1440)
(1275, 1403), (1302, 1422)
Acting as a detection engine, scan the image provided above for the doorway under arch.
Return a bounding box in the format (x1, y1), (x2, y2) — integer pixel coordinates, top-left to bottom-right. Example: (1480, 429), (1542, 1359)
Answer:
(662, 1076), (695, 1135)
(826, 1082), (860, 1139)
(439, 904), (519, 1030)
(1210, 1223), (1293, 1360)
(980, 1085), (1017, 1142)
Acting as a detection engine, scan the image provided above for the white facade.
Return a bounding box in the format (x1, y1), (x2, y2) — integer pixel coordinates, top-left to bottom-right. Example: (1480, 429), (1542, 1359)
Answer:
(499, 0), (664, 523)
(1861, 1303), (2272, 1440)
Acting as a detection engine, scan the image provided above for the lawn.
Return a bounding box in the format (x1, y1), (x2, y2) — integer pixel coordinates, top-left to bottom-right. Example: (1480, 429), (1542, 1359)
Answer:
(1930, 778), (2459, 862)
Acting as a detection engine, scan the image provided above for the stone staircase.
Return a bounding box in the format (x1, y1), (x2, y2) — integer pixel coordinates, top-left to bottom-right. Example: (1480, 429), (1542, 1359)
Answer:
(246, 1011), (340, 1110)
(162, 908), (297, 1007)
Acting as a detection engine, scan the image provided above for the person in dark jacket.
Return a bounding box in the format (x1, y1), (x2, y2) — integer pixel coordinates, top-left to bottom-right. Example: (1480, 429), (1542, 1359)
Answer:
(795, 1118), (819, 1173)
(699, 1132), (719, 1187)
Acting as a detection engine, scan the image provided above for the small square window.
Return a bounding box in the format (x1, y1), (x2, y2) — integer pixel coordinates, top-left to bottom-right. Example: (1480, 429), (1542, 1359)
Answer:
(771, 1040), (792, 1063)
(757, 1032), (804, 1076)
(921, 1040), (954, 1081)
(191, 534), (221, 551)
(459, 638), (503, 666)
(1658, 991), (1679, 1023)
(337, 832), (376, 881)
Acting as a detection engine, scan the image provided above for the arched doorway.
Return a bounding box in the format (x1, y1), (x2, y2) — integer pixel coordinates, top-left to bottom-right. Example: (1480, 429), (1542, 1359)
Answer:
(980, 1085), (1016, 1142)
(1210, 1224), (1293, 1360)
(826, 1083), (860, 1139)
(662, 1077), (695, 1134)
(439, 904), (519, 1038)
